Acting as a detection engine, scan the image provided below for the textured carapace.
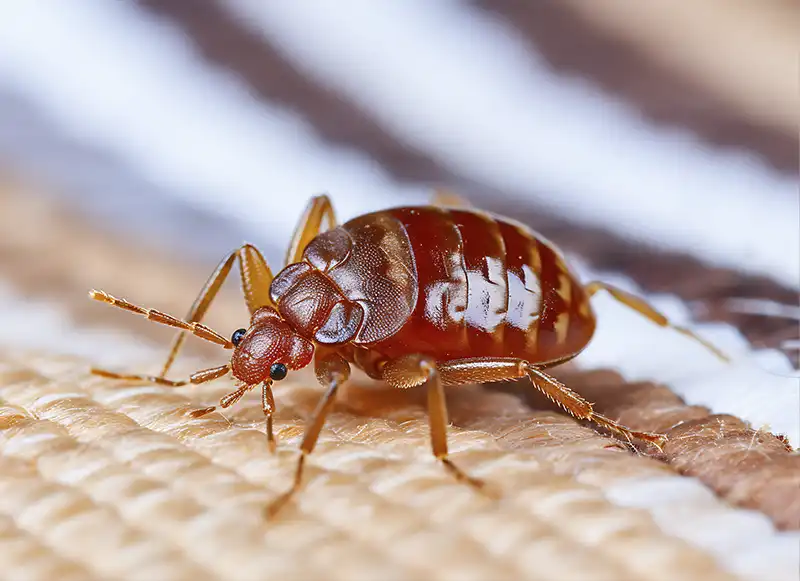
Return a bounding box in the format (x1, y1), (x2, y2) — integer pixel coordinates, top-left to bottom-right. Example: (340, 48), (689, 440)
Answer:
(265, 206), (595, 378)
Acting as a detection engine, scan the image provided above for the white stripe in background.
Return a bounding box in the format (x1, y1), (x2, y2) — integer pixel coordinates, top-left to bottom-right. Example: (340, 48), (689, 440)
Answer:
(605, 476), (800, 581)
(0, 0), (794, 444)
(226, 0), (800, 288)
(0, 282), (160, 369)
(0, 0), (428, 268)
(0, 284), (796, 581)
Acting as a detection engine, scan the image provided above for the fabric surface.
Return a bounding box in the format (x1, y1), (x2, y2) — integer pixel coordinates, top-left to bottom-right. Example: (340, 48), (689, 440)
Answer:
(0, 349), (786, 581)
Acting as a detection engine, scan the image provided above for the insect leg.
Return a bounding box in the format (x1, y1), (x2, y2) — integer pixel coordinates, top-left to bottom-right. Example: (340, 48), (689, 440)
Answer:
(158, 243), (275, 377)
(526, 365), (667, 449)
(381, 354), (485, 490)
(585, 281), (730, 362)
(433, 357), (667, 449)
(264, 350), (350, 519)
(262, 381), (277, 453)
(284, 194), (338, 266)
(90, 244), (272, 382)
(188, 382), (253, 418)
(430, 188), (473, 208)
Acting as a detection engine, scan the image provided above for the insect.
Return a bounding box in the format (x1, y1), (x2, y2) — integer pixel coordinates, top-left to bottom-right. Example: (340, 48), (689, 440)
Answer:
(89, 192), (729, 517)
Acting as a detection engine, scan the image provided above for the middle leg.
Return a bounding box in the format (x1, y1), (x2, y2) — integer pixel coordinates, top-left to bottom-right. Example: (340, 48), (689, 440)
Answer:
(381, 354), (485, 489)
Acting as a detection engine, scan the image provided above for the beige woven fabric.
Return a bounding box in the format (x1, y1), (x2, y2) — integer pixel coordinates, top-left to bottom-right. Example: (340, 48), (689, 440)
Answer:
(1, 350), (746, 581)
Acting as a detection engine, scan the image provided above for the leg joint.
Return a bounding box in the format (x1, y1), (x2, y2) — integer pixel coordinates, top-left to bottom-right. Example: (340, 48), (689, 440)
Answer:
(418, 356), (438, 378)
(380, 353), (439, 389)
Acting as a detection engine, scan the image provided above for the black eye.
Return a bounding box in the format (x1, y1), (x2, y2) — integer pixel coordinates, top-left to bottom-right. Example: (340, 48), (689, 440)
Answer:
(269, 363), (288, 381)
(231, 328), (247, 346)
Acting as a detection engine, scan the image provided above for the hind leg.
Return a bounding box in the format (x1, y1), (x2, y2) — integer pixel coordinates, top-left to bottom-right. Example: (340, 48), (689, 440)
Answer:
(433, 357), (667, 449)
(585, 281), (729, 362)
(431, 188), (473, 208)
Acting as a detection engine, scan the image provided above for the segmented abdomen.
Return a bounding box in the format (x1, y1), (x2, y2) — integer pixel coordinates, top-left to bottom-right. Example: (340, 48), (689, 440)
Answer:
(334, 206), (596, 364)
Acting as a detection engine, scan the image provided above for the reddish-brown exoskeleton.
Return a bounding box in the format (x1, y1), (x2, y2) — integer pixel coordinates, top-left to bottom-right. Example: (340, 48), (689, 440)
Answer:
(89, 192), (729, 517)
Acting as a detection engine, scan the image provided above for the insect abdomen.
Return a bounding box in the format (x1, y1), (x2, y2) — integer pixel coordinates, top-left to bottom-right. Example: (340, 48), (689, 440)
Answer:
(344, 207), (596, 364)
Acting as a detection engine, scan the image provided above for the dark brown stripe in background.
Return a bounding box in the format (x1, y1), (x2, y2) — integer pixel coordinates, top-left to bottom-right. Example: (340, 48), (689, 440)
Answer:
(138, 0), (800, 366)
(475, 1), (799, 174)
(139, 0), (446, 183)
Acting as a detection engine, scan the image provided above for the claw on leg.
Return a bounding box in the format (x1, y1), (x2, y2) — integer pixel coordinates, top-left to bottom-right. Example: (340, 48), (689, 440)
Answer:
(440, 457), (487, 492)
(264, 454), (306, 519)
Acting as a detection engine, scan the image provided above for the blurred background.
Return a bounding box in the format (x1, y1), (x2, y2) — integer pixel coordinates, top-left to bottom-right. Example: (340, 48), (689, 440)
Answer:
(0, 1), (797, 430)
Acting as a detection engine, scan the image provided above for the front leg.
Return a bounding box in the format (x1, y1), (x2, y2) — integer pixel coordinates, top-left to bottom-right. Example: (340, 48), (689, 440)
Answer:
(381, 354), (486, 490)
(262, 381), (278, 453)
(264, 348), (350, 519)
(90, 243), (274, 382)
(160, 243), (275, 376)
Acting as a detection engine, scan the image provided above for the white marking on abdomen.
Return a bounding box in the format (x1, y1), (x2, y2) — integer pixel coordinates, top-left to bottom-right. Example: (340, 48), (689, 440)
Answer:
(423, 252), (468, 330)
(465, 256), (507, 333)
(506, 264), (542, 332)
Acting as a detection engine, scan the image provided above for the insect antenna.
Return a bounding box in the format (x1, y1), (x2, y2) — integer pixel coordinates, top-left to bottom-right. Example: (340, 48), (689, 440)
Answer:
(88, 289), (234, 349)
(91, 363), (231, 387)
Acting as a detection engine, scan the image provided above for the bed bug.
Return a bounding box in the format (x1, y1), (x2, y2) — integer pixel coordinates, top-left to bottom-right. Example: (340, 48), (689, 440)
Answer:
(89, 192), (729, 517)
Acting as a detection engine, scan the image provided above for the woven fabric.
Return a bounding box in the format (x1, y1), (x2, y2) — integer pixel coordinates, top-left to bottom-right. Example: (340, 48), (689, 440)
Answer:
(0, 350), (765, 581)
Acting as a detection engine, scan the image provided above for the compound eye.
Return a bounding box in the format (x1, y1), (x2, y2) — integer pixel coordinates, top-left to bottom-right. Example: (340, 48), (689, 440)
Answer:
(231, 328), (247, 346)
(269, 362), (288, 381)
